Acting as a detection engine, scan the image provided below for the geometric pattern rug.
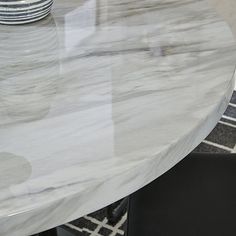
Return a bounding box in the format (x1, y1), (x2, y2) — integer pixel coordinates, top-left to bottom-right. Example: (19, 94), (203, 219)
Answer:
(60, 90), (236, 236)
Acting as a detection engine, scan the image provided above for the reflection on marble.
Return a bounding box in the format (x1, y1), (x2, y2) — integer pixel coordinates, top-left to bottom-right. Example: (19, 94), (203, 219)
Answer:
(0, 16), (59, 125)
(0, 153), (32, 189)
(0, 0), (236, 235)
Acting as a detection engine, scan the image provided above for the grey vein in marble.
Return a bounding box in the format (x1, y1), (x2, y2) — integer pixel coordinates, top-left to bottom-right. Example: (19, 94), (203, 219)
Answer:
(0, 0), (236, 235)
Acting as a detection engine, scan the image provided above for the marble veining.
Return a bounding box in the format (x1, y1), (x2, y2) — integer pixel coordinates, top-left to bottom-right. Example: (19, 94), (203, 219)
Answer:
(0, 0), (236, 235)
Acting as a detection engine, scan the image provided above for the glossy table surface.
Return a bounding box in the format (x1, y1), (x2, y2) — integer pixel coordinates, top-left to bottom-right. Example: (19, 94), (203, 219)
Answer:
(0, 0), (236, 235)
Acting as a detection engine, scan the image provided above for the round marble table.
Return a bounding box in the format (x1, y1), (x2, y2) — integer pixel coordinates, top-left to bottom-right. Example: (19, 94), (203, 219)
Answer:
(0, 0), (235, 235)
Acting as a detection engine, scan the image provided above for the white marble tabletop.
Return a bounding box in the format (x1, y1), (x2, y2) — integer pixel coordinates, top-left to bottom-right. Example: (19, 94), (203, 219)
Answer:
(0, 0), (236, 235)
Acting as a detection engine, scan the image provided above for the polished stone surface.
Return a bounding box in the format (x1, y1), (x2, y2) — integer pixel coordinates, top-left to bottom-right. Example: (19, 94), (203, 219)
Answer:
(0, 0), (236, 235)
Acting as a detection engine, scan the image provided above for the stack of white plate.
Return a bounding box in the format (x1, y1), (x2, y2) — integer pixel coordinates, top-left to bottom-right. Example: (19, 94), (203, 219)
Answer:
(0, 0), (53, 25)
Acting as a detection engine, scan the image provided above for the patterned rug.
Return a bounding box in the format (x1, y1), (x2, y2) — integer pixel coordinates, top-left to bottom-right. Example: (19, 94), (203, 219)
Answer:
(60, 90), (236, 236)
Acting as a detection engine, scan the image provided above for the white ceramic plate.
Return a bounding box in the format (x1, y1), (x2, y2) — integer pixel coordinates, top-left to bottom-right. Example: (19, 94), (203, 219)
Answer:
(0, 0), (53, 24)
